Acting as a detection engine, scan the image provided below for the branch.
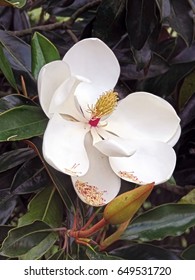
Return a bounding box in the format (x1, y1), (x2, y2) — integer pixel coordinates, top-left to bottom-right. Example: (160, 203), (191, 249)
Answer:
(10, 0), (102, 37)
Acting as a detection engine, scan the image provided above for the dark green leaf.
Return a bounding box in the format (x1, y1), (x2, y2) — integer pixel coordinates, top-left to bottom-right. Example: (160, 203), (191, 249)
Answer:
(0, 94), (37, 113)
(48, 249), (66, 260)
(31, 32), (60, 79)
(0, 148), (35, 173)
(0, 44), (18, 91)
(0, 226), (14, 244)
(139, 61), (195, 97)
(179, 70), (195, 109)
(11, 156), (50, 195)
(0, 191), (17, 225)
(156, 0), (194, 46)
(0, 220), (56, 257)
(86, 248), (123, 260)
(169, 0), (193, 46)
(155, 0), (171, 20)
(93, 0), (126, 45)
(126, 0), (157, 50)
(0, 30), (36, 95)
(20, 232), (58, 260)
(46, 164), (76, 211)
(18, 185), (63, 228)
(121, 204), (195, 241)
(0, 105), (48, 142)
(26, 137), (76, 211)
(110, 241), (181, 260)
(182, 244), (195, 260)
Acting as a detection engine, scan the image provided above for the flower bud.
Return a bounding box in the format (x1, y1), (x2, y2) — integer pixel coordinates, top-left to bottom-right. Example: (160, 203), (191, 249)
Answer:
(103, 183), (154, 225)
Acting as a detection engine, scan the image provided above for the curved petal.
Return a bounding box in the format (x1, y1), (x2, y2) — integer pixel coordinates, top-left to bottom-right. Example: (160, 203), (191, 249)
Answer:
(38, 61), (70, 117)
(91, 127), (136, 157)
(42, 113), (90, 176)
(63, 38), (120, 89)
(107, 92), (181, 144)
(167, 125), (181, 146)
(71, 133), (121, 206)
(109, 139), (176, 185)
(73, 81), (105, 120)
(48, 76), (85, 121)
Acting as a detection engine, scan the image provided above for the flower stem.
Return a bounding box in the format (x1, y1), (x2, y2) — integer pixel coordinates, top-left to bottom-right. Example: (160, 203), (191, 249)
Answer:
(69, 218), (107, 239)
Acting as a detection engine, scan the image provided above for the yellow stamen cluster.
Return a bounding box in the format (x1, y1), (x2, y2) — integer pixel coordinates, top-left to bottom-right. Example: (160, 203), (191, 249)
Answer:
(88, 90), (118, 119)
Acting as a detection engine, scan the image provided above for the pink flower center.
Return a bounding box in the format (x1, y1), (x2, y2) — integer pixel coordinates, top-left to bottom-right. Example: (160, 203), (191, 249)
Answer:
(88, 118), (100, 127)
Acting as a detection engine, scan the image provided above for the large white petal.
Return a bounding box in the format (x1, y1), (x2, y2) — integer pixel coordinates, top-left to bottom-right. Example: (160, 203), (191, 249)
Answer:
(63, 38), (120, 89)
(109, 139), (176, 185)
(48, 76), (86, 121)
(167, 125), (181, 146)
(38, 61), (70, 117)
(71, 133), (121, 206)
(42, 113), (90, 176)
(91, 127), (136, 157)
(107, 92), (181, 144)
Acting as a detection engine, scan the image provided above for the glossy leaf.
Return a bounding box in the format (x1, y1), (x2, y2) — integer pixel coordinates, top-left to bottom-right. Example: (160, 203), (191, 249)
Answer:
(18, 185), (63, 228)
(178, 189), (195, 204)
(0, 191), (18, 225)
(104, 183), (154, 225)
(140, 61), (195, 97)
(25, 137), (76, 211)
(0, 105), (48, 142)
(0, 44), (18, 91)
(0, 0), (26, 8)
(0, 226), (13, 244)
(174, 94), (195, 186)
(11, 156), (50, 195)
(48, 249), (66, 260)
(93, 0), (126, 45)
(121, 203), (195, 241)
(179, 70), (195, 109)
(126, 0), (157, 50)
(0, 220), (57, 258)
(46, 164), (76, 211)
(0, 30), (36, 95)
(31, 32), (60, 79)
(20, 232), (58, 260)
(86, 248), (123, 260)
(156, 0), (194, 46)
(182, 244), (195, 260)
(0, 94), (37, 113)
(155, 0), (171, 20)
(168, 0), (193, 46)
(110, 241), (181, 260)
(0, 148), (35, 173)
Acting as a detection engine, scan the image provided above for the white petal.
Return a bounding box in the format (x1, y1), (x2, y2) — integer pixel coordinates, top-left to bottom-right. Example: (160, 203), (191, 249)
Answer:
(38, 61), (70, 117)
(107, 92), (181, 144)
(63, 38), (120, 89)
(42, 113), (90, 176)
(71, 133), (121, 206)
(48, 76), (85, 121)
(73, 81), (105, 120)
(91, 127), (136, 157)
(167, 125), (181, 146)
(109, 139), (176, 185)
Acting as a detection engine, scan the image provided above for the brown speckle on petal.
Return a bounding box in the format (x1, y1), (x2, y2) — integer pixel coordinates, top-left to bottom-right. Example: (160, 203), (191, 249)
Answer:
(75, 180), (106, 206)
(118, 170), (143, 184)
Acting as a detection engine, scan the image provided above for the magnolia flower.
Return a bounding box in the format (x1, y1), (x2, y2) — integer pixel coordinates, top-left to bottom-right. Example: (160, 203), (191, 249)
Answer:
(38, 38), (181, 207)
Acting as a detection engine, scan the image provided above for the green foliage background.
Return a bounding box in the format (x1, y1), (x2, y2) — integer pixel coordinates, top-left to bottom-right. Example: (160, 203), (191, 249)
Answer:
(0, 0), (195, 260)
